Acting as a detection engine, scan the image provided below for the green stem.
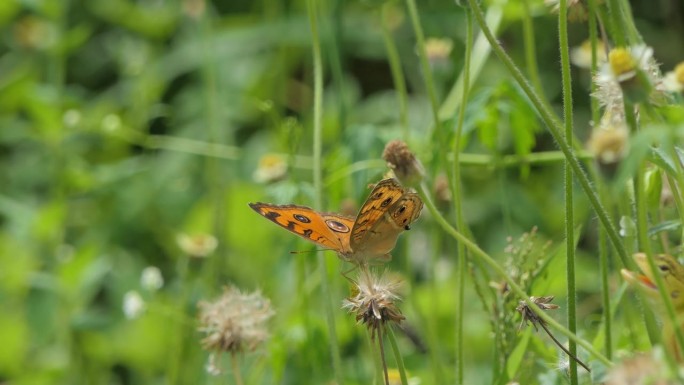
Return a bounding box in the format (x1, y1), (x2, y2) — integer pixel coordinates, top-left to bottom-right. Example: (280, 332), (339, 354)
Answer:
(387, 327), (409, 385)
(439, 4), (503, 121)
(307, 1), (344, 383)
(417, 182), (613, 367)
(607, 0), (627, 46)
(589, 0), (612, 359)
(451, 8), (473, 385)
(380, 4), (409, 138)
(404, 0), (442, 144)
(466, 0), (630, 268)
(521, 0), (546, 100)
(558, 0), (579, 382)
(231, 352), (245, 385)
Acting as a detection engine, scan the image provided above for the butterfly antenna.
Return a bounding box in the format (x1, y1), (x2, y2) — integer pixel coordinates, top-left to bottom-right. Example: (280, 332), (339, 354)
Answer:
(289, 249), (328, 255)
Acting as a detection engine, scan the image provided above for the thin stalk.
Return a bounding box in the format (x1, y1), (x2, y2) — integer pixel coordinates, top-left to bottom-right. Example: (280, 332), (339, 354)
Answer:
(558, 0), (578, 382)
(387, 327), (409, 385)
(325, 0), (347, 131)
(607, 0), (627, 46)
(521, 0), (546, 100)
(307, 1), (344, 383)
(466, 0), (630, 269)
(589, 0), (612, 359)
(378, 327), (390, 385)
(537, 322), (591, 373)
(451, 9), (473, 385)
(380, 3), (409, 138)
(404, 0), (442, 143)
(230, 352), (245, 385)
(417, 182), (613, 367)
(368, 329), (385, 385)
(439, 4), (504, 121)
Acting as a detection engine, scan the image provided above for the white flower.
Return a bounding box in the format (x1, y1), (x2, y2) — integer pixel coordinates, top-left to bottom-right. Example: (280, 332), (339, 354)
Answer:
(123, 290), (145, 319)
(593, 45), (661, 106)
(141, 266), (164, 291)
(253, 154), (287, 184)
(570, 40), (606, 69)
(177, 233), (218, 257)
(663, 62), (684, 93)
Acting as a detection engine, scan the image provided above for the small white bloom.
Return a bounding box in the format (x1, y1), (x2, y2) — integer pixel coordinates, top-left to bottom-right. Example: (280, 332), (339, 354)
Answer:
(62, 109), (81, 128)
(101, 114), (122, 132)
(662, 62), (684, 93)
(177, 233), (218, 257)
(141, 266), (164, 291)
(570, 40), (606, 69)
(253, 154), (287, 184)
(123, 290), (145, 319)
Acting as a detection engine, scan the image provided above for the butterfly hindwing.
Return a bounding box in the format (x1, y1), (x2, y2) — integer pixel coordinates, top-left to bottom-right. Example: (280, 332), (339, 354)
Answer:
(350, 178), (407, 248)
(249, 202), (354, 253)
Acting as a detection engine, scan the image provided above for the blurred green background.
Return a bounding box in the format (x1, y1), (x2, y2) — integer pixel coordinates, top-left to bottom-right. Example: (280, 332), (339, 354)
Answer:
(1, 0), (683, 384)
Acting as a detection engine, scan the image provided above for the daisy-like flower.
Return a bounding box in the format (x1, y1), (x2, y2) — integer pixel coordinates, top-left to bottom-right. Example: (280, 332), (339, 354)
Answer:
(197, 286), (274, 372)
(176, 233), (218, 258)
(141, 266), (164, 292)
(570, 39), (607, 69)
(662, 61), (684, 93)
(424, 37), (453, 69)
(382, 140), (425, 186)
(343, 269), (405, 339)
(123, 290), (145, 319)
(252, 154), (287, 184)
(594, 45), (661, 105)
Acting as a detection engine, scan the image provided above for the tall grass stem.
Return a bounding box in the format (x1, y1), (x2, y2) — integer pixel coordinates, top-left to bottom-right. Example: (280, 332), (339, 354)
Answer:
(307, 0), (344, 383)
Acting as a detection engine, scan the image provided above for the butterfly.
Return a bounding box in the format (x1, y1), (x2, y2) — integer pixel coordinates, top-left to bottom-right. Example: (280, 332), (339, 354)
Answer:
(249, 178), (423, 264)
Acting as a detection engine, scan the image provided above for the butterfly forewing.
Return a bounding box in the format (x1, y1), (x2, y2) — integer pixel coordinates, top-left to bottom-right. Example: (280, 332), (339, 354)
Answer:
(249, 202), (354, 254)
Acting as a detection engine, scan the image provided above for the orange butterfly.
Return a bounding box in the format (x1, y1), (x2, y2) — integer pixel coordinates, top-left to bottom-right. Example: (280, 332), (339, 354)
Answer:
(249, 178), (423, 264)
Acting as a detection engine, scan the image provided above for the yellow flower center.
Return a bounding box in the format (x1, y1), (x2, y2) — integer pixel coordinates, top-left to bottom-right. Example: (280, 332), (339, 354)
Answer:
(609, 48), (636, 76)
(675, 62), (684, 85)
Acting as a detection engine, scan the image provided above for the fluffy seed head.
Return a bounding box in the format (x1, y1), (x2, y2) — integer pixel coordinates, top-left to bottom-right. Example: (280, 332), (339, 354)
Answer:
(197, 286), (274, 354)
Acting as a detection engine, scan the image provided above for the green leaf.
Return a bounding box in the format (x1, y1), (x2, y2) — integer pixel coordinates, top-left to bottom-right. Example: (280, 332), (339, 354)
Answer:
(506, 325), (532, 379)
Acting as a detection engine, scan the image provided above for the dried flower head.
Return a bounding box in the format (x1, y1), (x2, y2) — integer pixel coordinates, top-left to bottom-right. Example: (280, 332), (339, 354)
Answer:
(517, 296), (591, 372)
(516, 296), (559, 331)
(594, 45), (661, 105)
(544, 0), (588, 22)
(605, 352), (677, 385)
(433, 174), (452, 209)
(382, 140), (425, 186)
(253, 154), (288, 184)
(570, 39), (607, 69)
(343, 269), (405, 338)
(587, 111), (629, 171)
(198, 286), (274, 355)
(177, 233), (218, 257)
(663, 61), (684, 93)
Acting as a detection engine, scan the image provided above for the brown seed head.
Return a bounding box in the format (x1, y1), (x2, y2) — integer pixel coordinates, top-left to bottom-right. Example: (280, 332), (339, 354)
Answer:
(382, 140), (425, 186)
